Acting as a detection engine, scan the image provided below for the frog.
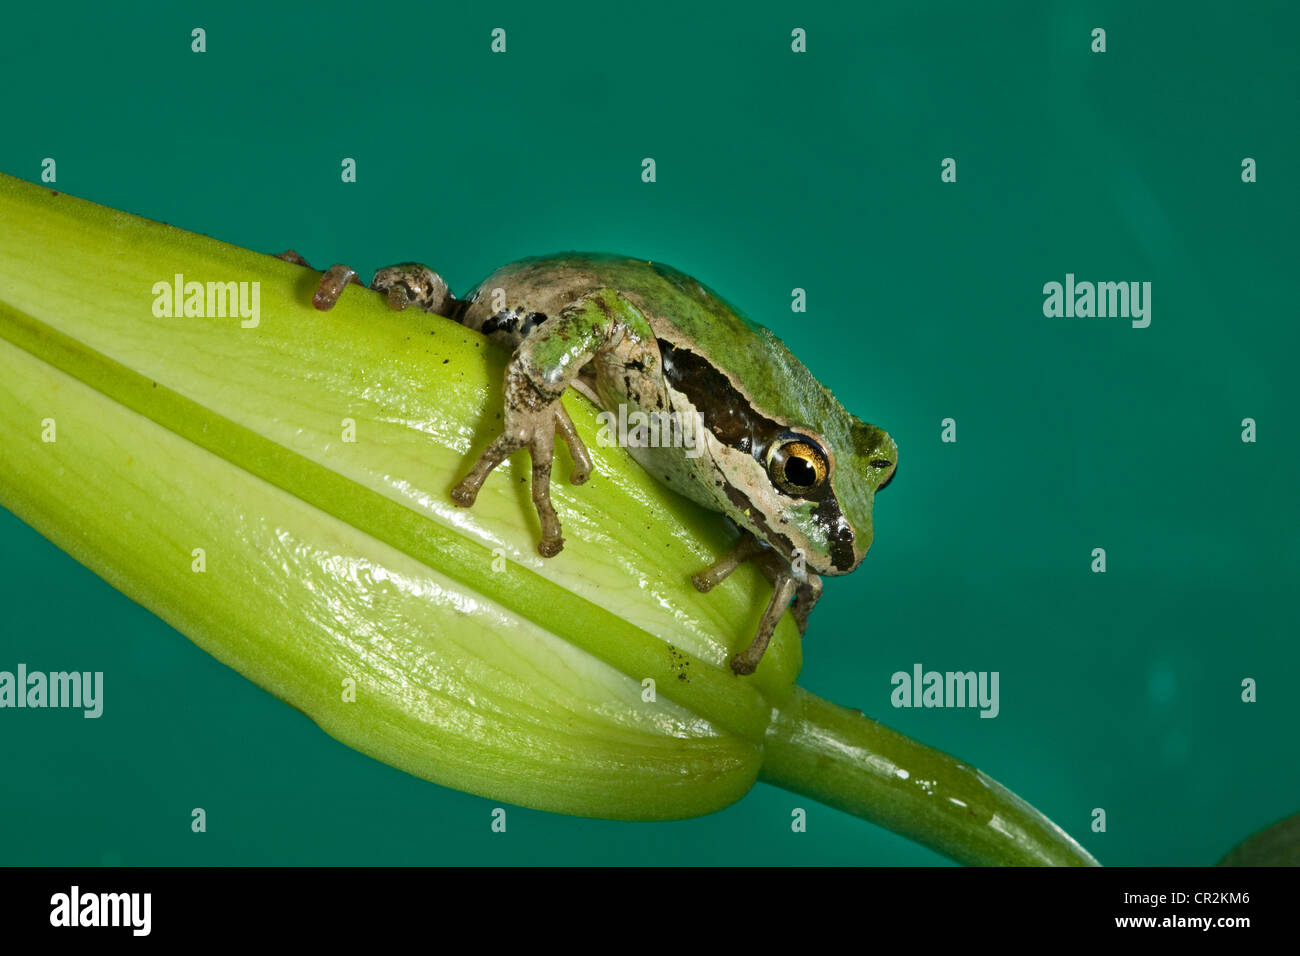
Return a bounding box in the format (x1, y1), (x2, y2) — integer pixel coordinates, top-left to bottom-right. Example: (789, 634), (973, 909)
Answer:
(276, 250), (897, 675)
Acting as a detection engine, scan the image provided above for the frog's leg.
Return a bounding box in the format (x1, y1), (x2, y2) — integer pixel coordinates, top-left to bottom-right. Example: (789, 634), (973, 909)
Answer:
(690, 532), (764, 592)
(731, 569), (798, 676)
(275, 253), (608, 553)
(274, 251), (458, 317)
(451, 288), (651, 557)
(789, 574), (823, 634)
(693, 530), (822, 674)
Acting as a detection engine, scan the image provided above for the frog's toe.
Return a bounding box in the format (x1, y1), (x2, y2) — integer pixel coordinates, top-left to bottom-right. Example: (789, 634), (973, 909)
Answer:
(312, 264), (365, 311)
(729, 654), (758, 676)
(273, 251), (365, 311)
(528, 433), (566, 558)
(553, 404), (593, 486)
(451, 433), (525, 507)
(274, 249), (313, 268)
(449, 482), (478, 507)
(690, 570), (719, 593)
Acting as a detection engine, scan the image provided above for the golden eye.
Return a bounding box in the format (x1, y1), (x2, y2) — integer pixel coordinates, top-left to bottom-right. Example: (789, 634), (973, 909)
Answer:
(768, 438), (828, 496)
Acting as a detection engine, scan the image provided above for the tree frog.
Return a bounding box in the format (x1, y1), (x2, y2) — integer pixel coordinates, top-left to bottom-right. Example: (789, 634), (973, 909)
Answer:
(278, 251), (897, 675)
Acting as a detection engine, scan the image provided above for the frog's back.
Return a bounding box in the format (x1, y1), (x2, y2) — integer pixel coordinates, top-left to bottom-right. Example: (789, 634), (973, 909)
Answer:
(463, 253), (856, 430)
(459, 252), (894, 546)
(459, 253), (755, 346)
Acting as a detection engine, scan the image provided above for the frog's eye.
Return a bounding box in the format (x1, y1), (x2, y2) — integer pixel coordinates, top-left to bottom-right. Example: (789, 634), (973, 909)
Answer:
(767, 436), (829, 496)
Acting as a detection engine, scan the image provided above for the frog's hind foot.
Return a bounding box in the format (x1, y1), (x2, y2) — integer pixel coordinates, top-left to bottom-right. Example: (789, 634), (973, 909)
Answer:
(370, 263), (458, 317)
(274, 251), (458, 316)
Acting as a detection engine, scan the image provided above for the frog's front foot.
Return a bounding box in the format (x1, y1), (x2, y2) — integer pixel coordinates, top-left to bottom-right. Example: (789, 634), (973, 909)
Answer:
(729, 569), (799, 676)
(690, 532), (764, 593)
(452, 287), (640, 558)
(692, 531), (822, 675)
(450, 371), (592, 558)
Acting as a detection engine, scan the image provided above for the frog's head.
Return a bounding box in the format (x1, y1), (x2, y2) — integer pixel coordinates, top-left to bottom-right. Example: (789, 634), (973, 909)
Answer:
(699, 326), (897, 578)
(749, 418), (897, 577)
(643, 267), (897, 579)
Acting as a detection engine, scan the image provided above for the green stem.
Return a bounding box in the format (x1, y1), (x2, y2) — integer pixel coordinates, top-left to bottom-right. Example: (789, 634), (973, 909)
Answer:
(762, 687), (1100, 866)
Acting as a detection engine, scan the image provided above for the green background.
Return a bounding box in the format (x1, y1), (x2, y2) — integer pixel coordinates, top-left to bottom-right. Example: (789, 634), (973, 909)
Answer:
(1, 0), (1296, 865)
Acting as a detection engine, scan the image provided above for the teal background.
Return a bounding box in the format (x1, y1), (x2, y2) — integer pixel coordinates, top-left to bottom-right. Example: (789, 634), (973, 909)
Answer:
(1, 0), (1296, 865)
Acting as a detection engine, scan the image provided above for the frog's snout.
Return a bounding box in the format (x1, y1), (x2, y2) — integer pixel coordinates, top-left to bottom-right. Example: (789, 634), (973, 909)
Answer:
(878, 459), (897, 491)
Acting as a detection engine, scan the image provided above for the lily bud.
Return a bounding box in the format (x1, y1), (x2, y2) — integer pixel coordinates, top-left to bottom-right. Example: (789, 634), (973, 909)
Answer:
(0, 174), (1097, 865)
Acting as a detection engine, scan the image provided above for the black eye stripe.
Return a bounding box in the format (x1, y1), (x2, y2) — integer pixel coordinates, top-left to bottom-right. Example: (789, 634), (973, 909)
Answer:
(657, 339), (783, 456)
